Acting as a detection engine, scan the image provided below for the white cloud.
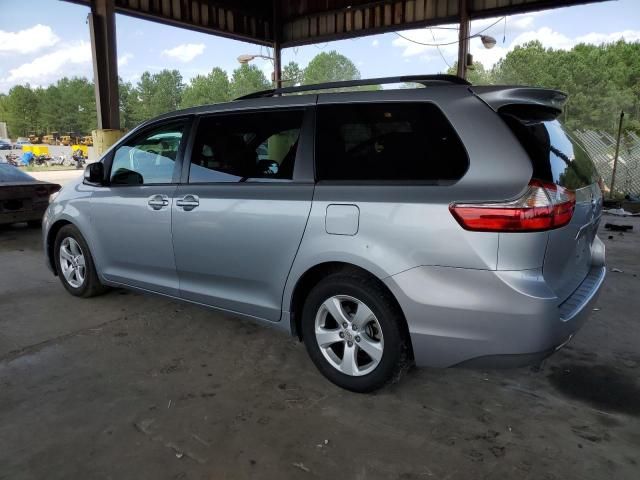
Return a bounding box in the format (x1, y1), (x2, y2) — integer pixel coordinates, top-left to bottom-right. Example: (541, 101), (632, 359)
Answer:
(575, 29), (640, 45)
(372, 39), (379, 47)
(161, 43), (205, 62)
(118, 53), (134, 67)
(2, 42), (92, 89)
(0, 24), (60, 55)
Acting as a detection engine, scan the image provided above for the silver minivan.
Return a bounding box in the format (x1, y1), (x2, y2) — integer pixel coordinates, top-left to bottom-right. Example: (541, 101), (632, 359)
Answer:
(44, 75), (606, 392)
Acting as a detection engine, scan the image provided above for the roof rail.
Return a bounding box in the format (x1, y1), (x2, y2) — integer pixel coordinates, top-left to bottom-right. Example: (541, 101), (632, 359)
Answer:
(235, 74), (470, 100)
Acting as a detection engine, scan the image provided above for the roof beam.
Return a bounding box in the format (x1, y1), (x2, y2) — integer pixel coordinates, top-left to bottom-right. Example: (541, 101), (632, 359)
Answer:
(65, 0), (273, 45)
(279, 0), (609, 47)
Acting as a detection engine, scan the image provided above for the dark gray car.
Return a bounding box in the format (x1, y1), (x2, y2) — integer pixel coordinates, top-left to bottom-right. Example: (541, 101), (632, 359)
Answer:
(43, 75), (605, 392)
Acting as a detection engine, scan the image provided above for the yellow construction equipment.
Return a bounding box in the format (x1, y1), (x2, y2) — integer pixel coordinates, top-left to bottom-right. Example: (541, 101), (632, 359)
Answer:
(81, 135), (93, 146)
(71, 144), (88, 157)
(60, 135), (72, 146)
(42, 134), (58, 145)
(23, 145), (50, 155)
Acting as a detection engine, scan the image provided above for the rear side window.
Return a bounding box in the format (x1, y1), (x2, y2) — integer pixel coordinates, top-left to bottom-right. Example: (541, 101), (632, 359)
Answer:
(189, 109), (304, 183)
(502, 116), (596, 189)
(316, 103), (468, 182)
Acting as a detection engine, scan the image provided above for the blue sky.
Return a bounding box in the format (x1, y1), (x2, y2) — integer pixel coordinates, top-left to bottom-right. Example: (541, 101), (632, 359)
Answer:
(1, 0), (639, 93)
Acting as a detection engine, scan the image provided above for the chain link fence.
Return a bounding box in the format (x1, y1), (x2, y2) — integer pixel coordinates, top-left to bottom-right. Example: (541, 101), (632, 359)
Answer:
(574, 129), (640, 196)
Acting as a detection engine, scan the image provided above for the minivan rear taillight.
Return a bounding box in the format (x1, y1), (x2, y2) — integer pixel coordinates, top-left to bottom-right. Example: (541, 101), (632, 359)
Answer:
(449, 180), (576, 232)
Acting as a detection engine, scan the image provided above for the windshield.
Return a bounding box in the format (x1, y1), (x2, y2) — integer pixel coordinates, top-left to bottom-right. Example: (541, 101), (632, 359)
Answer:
(0, 164), (35, 182)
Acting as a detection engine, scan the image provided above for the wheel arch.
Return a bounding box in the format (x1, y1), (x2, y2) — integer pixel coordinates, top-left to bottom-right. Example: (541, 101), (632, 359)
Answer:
(46, 219), (73, 275)
(288, 261), (413, 357)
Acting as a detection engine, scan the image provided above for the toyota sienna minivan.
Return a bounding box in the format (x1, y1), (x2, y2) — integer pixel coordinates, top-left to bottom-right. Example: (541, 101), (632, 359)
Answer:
(44, 75), (605, 392)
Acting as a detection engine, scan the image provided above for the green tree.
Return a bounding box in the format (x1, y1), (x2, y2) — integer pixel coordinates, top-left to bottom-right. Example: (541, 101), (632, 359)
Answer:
(229, 64), (270, 98)
(446, 61), (494, 85)
(282, 61), (303, 86)
(302, 50), (360, 85)
(0, 94), (8, 131)
(181, 67), (230, 108)
(119, 79), (139, 130)
(4, 85), (40, 137)
(492, 40), (640, 132)
(134, 70), (184, 121)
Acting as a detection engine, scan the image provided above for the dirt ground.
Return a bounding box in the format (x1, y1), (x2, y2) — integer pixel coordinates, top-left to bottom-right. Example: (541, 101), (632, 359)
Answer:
(0, 217), (639, 480)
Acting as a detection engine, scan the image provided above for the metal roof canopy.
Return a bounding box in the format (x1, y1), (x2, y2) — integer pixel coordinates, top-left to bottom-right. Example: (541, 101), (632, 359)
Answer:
(64, 0), (609, 133)
(67, 0), (606, 48)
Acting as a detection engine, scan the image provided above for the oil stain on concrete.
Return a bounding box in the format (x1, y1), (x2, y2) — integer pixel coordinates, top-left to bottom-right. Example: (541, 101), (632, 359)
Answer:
(548, 363), (640, 416)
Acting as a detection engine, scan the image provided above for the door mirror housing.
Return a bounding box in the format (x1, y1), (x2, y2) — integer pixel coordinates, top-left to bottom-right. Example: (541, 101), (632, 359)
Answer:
(84, 162), (105, 186)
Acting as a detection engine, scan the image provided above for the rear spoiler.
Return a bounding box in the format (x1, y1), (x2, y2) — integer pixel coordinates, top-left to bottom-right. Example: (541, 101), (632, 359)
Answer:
(470, 86), (568, 121)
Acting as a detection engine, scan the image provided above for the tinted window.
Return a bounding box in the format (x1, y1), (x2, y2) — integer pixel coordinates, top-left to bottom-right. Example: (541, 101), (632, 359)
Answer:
(110, 123), (184, 185)
(316, 103), (468, 182)
(502, 116), (596, 189)
(189, 110), (304, 183)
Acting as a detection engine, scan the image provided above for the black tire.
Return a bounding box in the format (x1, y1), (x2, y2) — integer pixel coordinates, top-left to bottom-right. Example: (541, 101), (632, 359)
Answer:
(54, 224), (108, 298)
(301, 272), (411, 393)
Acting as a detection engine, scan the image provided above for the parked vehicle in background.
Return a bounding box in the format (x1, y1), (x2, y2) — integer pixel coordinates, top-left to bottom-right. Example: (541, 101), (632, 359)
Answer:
(43, 133), (60, 145)
(43, 75), (606, 392)
(0, 164), (61, 226)
(15, 138), (31, 148)
(0, 139), (12, 150)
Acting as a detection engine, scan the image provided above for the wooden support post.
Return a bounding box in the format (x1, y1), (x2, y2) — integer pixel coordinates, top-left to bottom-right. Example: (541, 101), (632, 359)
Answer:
(89, 0), (120, 130)
(273, 1), (282, 88)
(456, 0), (470, 79)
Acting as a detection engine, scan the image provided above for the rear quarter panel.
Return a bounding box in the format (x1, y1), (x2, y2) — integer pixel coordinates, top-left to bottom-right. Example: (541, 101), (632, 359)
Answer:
(282, 87), (536, 314)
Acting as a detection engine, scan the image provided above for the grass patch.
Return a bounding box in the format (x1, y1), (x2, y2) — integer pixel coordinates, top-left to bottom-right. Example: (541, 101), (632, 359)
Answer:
(22, 165), (78, 172)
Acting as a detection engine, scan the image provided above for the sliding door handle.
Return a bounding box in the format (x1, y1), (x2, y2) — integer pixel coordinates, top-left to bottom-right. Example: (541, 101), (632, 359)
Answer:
(176, 194), (200, 211)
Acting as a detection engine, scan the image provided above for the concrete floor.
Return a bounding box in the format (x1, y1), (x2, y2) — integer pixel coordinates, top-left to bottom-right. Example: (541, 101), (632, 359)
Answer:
(28, 168), (83, 186)
(1, 217), (639, 480)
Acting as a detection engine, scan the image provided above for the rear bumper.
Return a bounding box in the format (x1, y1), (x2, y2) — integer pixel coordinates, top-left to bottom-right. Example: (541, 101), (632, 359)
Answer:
(384, 263), (606, 368)
(0, 206), (46, 225)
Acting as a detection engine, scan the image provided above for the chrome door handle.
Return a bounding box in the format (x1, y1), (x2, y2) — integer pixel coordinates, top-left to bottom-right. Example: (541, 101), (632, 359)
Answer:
(148, 194), (169, 210)
(176, 194), (200, 211)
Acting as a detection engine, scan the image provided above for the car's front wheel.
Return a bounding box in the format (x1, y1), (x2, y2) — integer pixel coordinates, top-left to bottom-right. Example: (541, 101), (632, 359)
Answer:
(301, 272), (411, 392)
(54, 224), (108, 297)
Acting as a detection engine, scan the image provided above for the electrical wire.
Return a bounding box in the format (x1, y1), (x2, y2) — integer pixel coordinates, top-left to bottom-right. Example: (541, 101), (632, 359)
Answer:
(430, 28), (451, 69)
(393, 16), (505, 47)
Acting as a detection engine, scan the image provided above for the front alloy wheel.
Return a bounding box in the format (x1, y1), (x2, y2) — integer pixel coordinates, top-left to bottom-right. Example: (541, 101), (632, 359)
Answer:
(59, 237), (86, 288)
(54, 224), (108, 298)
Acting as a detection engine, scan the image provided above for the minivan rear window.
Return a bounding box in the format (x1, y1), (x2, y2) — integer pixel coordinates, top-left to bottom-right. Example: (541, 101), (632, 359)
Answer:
(316, 103), (468, 182)
(502, 115), (596, 189)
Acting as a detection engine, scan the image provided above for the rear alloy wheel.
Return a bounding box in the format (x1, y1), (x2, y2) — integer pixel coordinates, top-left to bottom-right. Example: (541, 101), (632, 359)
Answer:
(302, 273), (410, 392)
(54, 224), (108, 298)
(315, 295), (384, 376)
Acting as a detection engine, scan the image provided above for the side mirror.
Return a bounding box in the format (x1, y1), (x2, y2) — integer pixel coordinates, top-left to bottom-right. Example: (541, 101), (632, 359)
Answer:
(84, 162), (105, 185)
